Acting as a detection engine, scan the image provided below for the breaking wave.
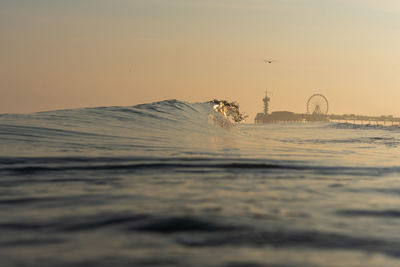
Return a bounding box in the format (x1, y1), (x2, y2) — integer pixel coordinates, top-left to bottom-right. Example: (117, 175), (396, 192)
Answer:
(0, 99), (246, 157)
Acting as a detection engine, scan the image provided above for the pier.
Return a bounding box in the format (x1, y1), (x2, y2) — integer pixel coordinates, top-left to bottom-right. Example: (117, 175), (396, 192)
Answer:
(255, 92), (400, 126)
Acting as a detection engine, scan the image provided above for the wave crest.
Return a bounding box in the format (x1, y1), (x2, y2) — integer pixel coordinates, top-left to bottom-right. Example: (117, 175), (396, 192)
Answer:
(210, 99), (247, 123)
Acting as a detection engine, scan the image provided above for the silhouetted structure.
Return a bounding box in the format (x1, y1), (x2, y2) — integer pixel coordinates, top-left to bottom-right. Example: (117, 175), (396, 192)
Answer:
(255, 92), (400, 125)
(255, 92), (329, 123)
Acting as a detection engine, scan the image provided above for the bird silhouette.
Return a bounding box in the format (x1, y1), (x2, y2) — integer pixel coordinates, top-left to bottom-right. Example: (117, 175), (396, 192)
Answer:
(264, 59), (276, 64)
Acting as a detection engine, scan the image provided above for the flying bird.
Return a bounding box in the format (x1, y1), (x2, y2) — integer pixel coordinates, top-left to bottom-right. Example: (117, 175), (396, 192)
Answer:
(264, 59), (276, 64)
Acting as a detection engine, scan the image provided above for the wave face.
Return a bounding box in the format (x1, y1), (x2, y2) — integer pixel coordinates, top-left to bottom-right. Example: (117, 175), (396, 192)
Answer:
(2, 100), (400, 267)
(0, 100), (239, 158)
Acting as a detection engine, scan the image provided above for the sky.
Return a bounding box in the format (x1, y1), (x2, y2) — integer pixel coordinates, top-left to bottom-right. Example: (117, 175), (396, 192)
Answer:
(1, 0), (400, 120)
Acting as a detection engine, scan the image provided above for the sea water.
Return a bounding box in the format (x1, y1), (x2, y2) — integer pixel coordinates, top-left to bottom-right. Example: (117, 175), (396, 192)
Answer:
(1, 100), (400, 266)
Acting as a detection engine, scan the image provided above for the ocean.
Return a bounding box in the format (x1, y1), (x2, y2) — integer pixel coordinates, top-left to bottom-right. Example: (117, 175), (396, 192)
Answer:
(1, 99), (400, 267)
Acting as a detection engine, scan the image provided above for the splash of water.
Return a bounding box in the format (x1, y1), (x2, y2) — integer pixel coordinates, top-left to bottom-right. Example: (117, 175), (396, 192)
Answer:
(210, 99), (247, 123)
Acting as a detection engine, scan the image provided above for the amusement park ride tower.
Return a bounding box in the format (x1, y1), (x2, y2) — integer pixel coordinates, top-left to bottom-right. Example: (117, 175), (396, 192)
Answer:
(263, 91), (270, 115)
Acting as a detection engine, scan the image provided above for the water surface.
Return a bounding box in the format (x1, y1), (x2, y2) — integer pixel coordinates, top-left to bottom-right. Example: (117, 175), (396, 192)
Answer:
(1, 100), (400, 266)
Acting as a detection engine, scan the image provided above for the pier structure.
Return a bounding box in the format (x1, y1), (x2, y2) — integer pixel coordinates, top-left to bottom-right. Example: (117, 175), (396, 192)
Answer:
(254, 92), (400, 125)
(329, 114), (400, 126)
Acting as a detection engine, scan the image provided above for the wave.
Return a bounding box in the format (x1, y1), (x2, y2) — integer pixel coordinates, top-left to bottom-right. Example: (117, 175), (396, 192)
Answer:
(0, 99), (235, 130)
(2, 99), (400, 161)
(0, 100), (244, 157)
(1, 156), (399, 177)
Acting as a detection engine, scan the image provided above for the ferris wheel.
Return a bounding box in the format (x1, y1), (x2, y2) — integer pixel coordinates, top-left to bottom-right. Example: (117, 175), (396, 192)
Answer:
(307, 94), (329, 115)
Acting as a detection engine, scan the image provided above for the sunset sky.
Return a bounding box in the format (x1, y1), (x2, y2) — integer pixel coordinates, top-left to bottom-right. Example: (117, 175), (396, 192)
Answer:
(1, 0), (400, 119)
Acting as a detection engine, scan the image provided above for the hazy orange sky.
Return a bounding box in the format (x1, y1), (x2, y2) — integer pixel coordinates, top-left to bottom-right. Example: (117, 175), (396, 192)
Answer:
(1, 0), (400, 120)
